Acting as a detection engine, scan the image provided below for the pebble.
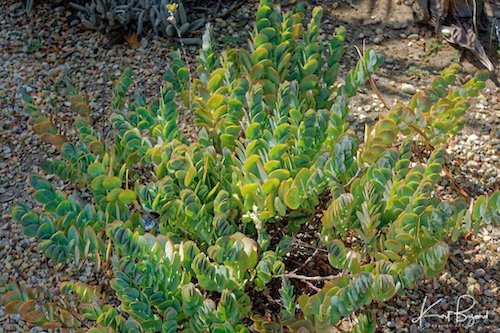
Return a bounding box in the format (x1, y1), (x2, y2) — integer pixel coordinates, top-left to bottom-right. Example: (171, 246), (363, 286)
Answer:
(393, 21), (404, 29)
(468, 134), (479, 142)
(475, 268), (486, 278)
(139, 38), (149, 49)
(401, 83), (417, 94)
(407, 33), (420, 40)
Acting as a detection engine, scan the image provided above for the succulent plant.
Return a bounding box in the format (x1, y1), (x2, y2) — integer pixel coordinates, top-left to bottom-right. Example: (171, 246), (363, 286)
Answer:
(70, 0), (205, 40)
(3, 1), (498, 332)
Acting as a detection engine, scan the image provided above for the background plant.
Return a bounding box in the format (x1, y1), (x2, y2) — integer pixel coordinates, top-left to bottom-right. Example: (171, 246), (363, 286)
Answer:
(2, 0), (498, 332)
(22, 0), (205, 42)
(70, 0), (205, 40)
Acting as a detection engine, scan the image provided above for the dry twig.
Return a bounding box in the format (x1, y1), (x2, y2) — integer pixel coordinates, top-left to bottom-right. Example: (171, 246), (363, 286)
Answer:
(353, 44), (390, 110)
(290, 249), (319, 274)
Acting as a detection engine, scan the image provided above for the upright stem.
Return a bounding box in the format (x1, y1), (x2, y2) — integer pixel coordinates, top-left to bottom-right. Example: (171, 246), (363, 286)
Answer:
(175, 27), (194, 116)
(167, 6), (194, 117)
(280, 272), (341, 281)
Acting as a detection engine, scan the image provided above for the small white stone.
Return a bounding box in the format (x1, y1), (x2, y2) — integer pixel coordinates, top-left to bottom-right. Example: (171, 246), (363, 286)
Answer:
(140, 38), (149, 49)
(407, 33), (420, 40)
(401, 83), (416, 94)
(468, 134), (479, 142)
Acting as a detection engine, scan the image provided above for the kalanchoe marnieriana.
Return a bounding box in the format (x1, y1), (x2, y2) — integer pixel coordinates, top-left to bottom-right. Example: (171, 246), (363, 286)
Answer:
(4, 1), (498, 332)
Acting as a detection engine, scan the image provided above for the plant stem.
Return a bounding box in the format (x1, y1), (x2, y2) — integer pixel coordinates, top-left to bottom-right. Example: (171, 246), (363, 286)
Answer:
(409, 124), (434, 150)
(290, 249), (318, 274)
(280, 272), (341, 281)
(344, 167), (362, 189)
(354, 44), (390, 110)
(305, 281), (321, 292)
(54, 299), (90, 329)
(174, 27), (193, 116)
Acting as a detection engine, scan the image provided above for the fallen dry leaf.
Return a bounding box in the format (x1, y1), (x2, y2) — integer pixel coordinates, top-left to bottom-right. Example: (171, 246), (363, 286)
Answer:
(124, 33), (141, 49)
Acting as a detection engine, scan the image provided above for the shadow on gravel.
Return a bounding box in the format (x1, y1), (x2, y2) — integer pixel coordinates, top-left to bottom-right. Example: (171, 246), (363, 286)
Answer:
(302, 0), (499, 73)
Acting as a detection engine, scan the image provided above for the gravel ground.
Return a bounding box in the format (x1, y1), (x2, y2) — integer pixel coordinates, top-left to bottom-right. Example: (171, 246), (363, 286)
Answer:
(0, 0), (498, 332)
